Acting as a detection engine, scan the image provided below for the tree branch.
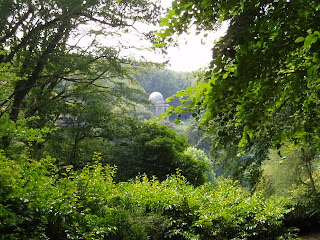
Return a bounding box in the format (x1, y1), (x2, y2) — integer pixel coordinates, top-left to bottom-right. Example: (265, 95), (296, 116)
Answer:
(0, 0), (34, 44)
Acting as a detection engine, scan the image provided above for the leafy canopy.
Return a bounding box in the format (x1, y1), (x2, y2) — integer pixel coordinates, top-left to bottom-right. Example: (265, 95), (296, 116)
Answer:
(157, 0), (320, 160)
(0, 0), (161, 123)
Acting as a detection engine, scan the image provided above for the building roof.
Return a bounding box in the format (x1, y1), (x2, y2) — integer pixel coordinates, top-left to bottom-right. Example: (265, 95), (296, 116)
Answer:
(149, 91), (164, 104)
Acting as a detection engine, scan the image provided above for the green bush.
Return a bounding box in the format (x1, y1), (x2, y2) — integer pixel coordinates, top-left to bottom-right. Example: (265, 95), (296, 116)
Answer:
(0, 151), (296, 239)
(105, 121), (208, 186)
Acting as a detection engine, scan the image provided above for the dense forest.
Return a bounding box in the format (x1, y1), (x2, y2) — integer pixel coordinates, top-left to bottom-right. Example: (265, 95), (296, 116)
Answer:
(0, 0), (319, 239)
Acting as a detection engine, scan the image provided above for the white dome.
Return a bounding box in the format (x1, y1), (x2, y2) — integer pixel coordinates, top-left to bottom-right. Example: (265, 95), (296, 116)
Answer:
(149, 91), (164, 104)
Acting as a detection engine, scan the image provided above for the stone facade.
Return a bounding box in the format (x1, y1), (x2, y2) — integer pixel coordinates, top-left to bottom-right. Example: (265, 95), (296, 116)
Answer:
(149, 92), (170, 120)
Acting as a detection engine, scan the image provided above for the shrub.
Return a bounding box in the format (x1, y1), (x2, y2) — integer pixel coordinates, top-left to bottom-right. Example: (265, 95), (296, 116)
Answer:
(0, 151), (296, 239)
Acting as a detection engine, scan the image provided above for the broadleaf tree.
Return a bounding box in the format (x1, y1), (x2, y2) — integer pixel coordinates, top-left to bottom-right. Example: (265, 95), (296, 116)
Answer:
(0, 0), (161, 132)
(157, 0), (320, 188)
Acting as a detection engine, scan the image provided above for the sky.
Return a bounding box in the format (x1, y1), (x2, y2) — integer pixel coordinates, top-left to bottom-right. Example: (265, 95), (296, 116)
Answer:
(154, 26), (228, 72)
(153, 0), (228, 72)
(72, 0), (228, 73)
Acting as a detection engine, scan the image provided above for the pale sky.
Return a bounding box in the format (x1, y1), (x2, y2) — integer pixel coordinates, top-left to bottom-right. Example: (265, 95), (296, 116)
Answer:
(71, 0), (227, 73)
(154, 26), (228, 72)
(155, 0), (228, 72)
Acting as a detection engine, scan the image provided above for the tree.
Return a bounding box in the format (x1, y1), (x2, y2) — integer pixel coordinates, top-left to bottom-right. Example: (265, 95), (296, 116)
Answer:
(104, 121), (208, 186)
(29, 67), (158, 167)
(258, 146), (320, 198)
(0, 0), (160, 125)
(184, 146), (216, 183)
(157, 0), (320, 188)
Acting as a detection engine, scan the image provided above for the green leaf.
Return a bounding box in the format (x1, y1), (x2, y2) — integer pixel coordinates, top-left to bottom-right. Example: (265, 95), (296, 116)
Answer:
(295, 37), (305, 43)
(222, 72), (229, 79)
(303, 34), (318, 48)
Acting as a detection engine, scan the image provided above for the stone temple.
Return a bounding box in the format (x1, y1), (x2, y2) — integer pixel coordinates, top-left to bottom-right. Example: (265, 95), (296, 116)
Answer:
(149, 91), (170, 120)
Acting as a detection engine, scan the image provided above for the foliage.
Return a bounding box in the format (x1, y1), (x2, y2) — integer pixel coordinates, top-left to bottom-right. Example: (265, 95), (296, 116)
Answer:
(157, 0), (320, 187)
(104, 121), (208, 186)
(0, 151), (296, 239)
(184, 120), (211, 154)
(285, 191), (320, 234)
(0, 0), (316, 238)
(0, 110), (296, 238)
(32, 81), (148, 167)
(1, 0), (200, 190)
(185, 146), (216, 184)
(0, 0), (164, 177)
(258, 146), (320, 198)
(0, 113), (56, 158)
(257, 146), (320, 233)
(169, 118), (192, 136)
(0, 0), (161, 128)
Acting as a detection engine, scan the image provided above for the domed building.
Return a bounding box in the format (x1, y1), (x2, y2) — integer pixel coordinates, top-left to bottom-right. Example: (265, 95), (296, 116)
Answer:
(149, 91), (170, 120)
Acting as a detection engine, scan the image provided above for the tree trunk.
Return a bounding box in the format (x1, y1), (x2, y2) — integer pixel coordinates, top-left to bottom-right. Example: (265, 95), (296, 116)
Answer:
(302, 147), (317, 193)
(9, 19), (70, 122)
